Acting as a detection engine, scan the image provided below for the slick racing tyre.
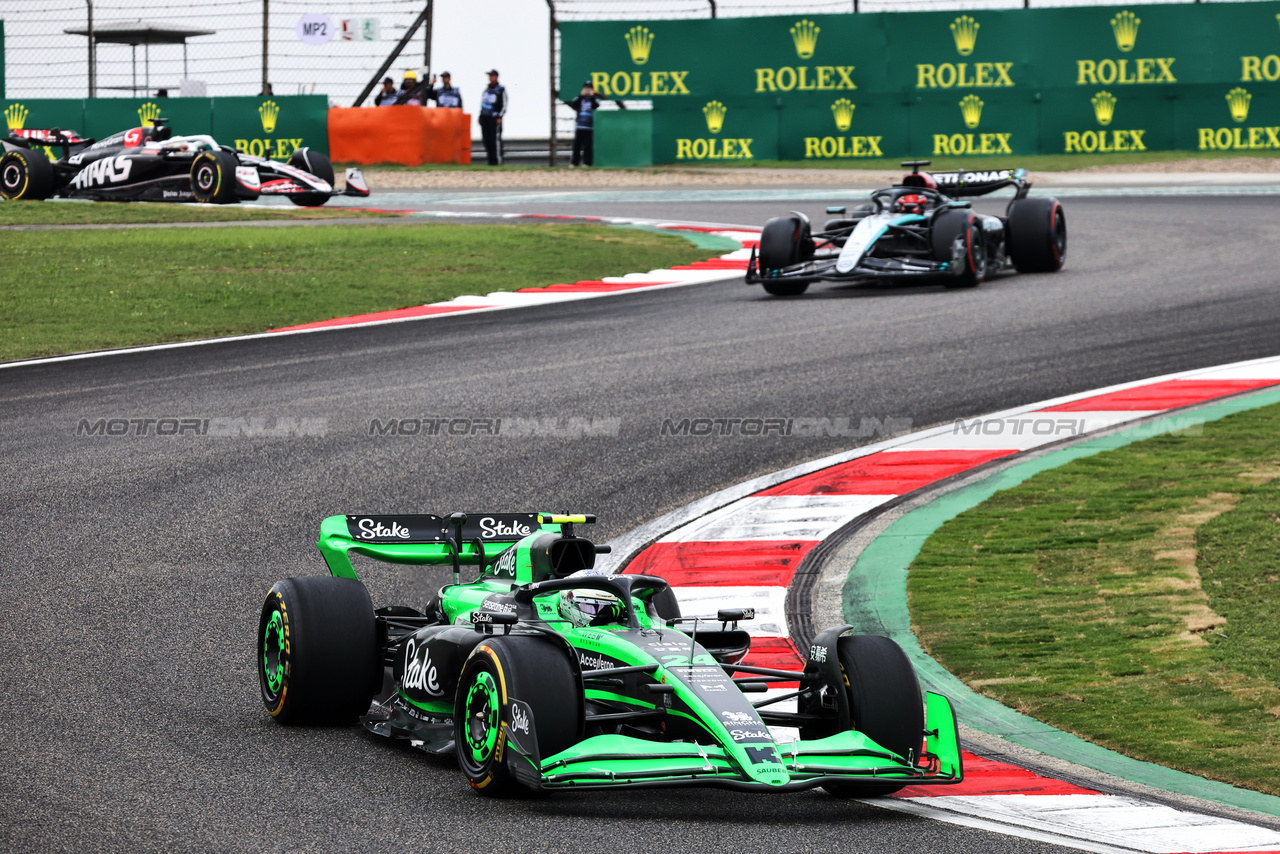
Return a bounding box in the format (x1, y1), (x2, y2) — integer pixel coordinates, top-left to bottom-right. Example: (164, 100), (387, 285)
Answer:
(287, 147), (335, 207)
(1007, 196), (1067, 273)
(258, 576), (380, 724)
(758, 215), (813, 296)
(0, 148), (55, 200)
(190, 150), (240, 204)
(932, 209), (987, 288)
(455, 636), (583, 796)
(799, 634), (924, 798)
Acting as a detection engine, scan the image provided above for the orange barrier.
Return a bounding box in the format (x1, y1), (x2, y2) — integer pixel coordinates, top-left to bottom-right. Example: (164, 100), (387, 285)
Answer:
(327, 106), (471, 166)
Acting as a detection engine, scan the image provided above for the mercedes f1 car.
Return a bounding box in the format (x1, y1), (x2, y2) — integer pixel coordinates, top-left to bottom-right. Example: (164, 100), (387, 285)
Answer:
(745, 161), (1066, 296)
(1, 119), (369, 205)
(256, 512), (963, 796)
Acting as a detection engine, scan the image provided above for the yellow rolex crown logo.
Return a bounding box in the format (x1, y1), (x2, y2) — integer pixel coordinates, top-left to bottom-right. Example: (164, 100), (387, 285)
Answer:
(831, 98), (856, 132)
(1110, 11), (1140, 53)
(702, 100), (727, 134)
(259, 100), (280, 133)
(1091, 91), (1117, 126)
(790, 19), (820, 60)
(624, 26), (655, 65)
(959, 94), (984, 129)
(137, 102), (162, 127)
(4, 103), (29, 130)
(1226, 87), (1251, 123)
(950, 16), (979, 57)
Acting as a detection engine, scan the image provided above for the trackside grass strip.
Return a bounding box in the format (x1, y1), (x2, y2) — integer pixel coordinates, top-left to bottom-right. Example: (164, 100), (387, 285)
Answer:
(907, 403), (1280, 796)
(0, 222), (711, 361)
(0, 200), (396, 227)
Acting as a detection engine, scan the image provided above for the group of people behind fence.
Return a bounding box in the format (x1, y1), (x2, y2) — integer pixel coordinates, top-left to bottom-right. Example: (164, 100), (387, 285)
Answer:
(370, 69), (604, 168)
(374, 68), (507, 165)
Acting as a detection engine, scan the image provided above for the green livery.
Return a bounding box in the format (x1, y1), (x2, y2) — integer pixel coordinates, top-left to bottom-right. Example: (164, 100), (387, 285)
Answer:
(257, 511), (964, 796)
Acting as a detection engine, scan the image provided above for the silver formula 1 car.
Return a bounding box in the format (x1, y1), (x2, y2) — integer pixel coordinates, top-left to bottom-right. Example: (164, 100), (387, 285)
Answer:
(1, 118), (369, 206)
(745, 161), (1066, 296)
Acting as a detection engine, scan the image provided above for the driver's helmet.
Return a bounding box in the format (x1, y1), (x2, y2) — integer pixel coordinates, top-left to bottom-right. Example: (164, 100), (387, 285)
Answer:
(893, 193), (929, 215)
(558, 587), (624, 628)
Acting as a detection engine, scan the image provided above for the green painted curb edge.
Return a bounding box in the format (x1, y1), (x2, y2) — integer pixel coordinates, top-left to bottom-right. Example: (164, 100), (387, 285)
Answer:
(614, 223), (743, 253)
(843, 385), (1280, 817)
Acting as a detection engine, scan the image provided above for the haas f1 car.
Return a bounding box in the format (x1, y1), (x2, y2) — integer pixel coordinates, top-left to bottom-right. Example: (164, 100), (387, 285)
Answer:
(1, 119), (369, 205)
(256, 512), (963, 796)
(746, 161), (1066, 296)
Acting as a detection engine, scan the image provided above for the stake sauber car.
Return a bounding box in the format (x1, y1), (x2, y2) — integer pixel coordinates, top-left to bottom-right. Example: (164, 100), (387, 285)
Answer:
(257, 512), (964, 796)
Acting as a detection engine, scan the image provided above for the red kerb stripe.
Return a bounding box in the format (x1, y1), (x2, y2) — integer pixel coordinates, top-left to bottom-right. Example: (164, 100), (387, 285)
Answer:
(757, 449), (1016, 496)
(1042, 379), (1280, 412)
(898, 752), (1098, 797)
(623, 540), (817, 588)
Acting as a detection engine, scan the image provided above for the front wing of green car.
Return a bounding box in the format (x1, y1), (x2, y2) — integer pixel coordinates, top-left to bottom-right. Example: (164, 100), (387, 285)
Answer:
(503, 691), (962, 792)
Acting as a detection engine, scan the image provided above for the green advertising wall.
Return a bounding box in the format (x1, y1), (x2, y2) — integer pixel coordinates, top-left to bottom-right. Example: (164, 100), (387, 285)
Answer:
(0, 95), (328, 159)
(562, 2), (1280, 163)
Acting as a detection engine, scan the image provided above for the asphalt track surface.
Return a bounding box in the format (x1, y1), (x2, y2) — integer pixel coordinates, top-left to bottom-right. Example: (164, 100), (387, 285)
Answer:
(3, 193), (1279, 853)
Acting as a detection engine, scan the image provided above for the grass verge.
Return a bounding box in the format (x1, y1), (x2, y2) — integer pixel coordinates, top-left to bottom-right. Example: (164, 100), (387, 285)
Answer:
(0, 200), (396, 227)
(907, 403), (1280, 796)
(1, 222), (711, 361)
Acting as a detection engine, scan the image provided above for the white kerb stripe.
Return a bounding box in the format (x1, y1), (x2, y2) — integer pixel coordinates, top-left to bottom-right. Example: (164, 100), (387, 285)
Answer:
(658, 494), (897, 543)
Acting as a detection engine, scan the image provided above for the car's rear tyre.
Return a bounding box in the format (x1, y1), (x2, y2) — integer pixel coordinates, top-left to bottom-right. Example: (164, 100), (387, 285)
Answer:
(190, 150), (240, 204)
(800, 634), (924, 798)
(455, 636), (583, 796)
(0, 148), (55, 200)
(932, 209), (987, 288)
(287, 147), (334, 207)
(1007, 196), (1066, 273)
(258, 576), (380, 725)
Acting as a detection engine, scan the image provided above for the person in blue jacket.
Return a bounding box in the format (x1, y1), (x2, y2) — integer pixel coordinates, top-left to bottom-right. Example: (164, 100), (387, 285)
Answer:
(428, 71), (463, 109)
(479, 69), (507, 165)
(568, 80), (602, 167)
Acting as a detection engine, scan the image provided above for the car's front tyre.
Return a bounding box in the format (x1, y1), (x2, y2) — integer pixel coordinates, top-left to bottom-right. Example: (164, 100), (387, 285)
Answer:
(287, 148), (335, 207)
(758, 215), (814, 296)
(800, 634), (924, 798)
(258, 576), (380, 724)
(933, 210), (987, 288)
(455, 636), (582, 796)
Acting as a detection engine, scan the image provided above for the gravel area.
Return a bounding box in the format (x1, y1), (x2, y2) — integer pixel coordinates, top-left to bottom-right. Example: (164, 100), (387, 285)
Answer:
(361, 158), (1280, 191)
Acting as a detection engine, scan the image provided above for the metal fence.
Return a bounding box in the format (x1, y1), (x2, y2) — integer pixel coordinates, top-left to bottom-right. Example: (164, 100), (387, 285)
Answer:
(3, 0), (427, 101)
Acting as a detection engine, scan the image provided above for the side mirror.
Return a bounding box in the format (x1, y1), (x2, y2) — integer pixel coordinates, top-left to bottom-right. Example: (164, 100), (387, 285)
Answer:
(826, 206), (846, 214)
(717, 608), (755, 622)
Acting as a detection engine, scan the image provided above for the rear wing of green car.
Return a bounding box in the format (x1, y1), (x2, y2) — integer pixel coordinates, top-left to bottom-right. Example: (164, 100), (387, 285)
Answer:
(317, 512), (588, 579)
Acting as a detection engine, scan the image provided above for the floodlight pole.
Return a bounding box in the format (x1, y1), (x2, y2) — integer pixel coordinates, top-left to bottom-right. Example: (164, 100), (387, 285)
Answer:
(262, 0), (269, 95)
(423, 0), (433, 68)
(86, 0), (96, 97)
(547, 0), (557, 167)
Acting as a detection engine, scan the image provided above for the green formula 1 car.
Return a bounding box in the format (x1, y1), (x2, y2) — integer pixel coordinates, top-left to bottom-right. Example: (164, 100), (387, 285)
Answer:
(256, 512), (963, 796)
